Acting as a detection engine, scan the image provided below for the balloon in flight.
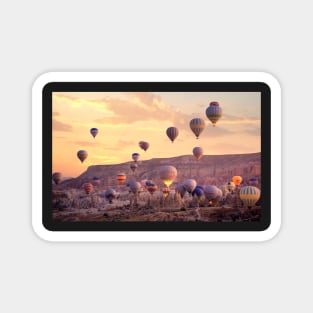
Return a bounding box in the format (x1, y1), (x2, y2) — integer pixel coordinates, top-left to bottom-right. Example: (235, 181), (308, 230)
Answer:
(77, 150), (88, 163)
(166, 126), (179, 143)
(139, 141), (149, 152)
(132, 153), (140, 162)
(192, 147), (203, 160)
(159, 165), (177, 187)
(190, 118), (206, 139)
(206, 101), (222, 126)
(90, 128), (98, 138)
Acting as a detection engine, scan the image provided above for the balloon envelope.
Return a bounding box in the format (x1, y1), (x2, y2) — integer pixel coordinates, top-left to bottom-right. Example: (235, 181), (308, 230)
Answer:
(192, 185), (205, 199)
(92, 176), (101, 186)
(205, 101), (222, 126)
(77, 150), (88, 163)
(175, 184), (186, 198)
(52, 172), (62, 185)
(190, 118), (206, 139)
(104, 188), (117, 202)
(239, 186), (261, 208)
(130, 163), (138, 173)
(139, 141), (149, 151)
(159, 165), (177, 187)
(232, 176), (242, 186)
(132, 153), (140, 162)
(193, 147), (203, 160)
(183, 179), (197, 193)
(129, 181), (141, 194)
(204, 185), (219, 200)
(90, 128), (98, 138)
(116, 173), (126, 185)
(83, 183), (93, 194)
(166, 127), (179, 143)
(225, 181), (236, 192)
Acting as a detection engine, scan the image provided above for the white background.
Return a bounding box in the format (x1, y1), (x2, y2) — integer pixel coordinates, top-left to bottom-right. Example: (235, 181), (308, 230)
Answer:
(0, 1), (310, 312)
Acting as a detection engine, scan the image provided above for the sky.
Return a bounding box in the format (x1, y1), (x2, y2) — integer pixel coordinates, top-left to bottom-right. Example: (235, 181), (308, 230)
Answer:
(52, 91), (261, 177)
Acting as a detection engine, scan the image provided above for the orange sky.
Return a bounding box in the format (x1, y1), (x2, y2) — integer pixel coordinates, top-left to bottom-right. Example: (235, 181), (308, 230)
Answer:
(52, 91), (261, 177)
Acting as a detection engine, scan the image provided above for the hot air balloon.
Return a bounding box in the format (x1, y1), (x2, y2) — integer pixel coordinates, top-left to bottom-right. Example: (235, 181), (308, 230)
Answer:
(249, 177), (258, 186)
(139, 141), (149, 152)
(162, 187), (170, 198)
(175, 184), (186, 198)
(83, 182), (93, 194)
(166, 126), (179, 143)
(132, 153), (140, 162)
(232, 176), (242, 186)
(239, 186), (261, 208)
(52, 172), (62, 185)
(190, 118), (206, 139)
(225, 181), (236, 193)
(159, 165), (177, 187)
(147, 183), (158, 195)
(92, 176), (101, 186)
(192, 185), (205, 200)
(130, 163), (138, 173)
(90, 128), (98, 138)
(77, 150), (88, 163)
(203, 185), (219, 200)
(205, 101), (222, 126)
(183, 179), (197, 193)
(192, 147), (203, 161)
(128, 181), (141, 194)
(116, 173), (126, 185)
(104, 188), (117, 203)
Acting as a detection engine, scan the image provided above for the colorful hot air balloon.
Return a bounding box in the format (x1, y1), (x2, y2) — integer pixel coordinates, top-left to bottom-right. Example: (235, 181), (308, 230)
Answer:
(116, 173), (126, 185)
(92, 176), (101, 186)
(83, 182), (93, 194)
(77, 150), (88, 163)
(147, 183), (158, 195)
(239, 186), (261, 208)
(183, 179), (197, 193)
(190, 118), (206, 139)
(130, 163), (138, 173)
(232, 176), (242, 186)
(205, 101), (222, 126)
(192, 147), (203, 161)
(139, 141), (149, 152)
(128, 181), (141, 194)
(52, 172), (62, 185)
(90, 128), (98, 138)
(166, 126), (179, 143)
(225, 181), (236, 192)
(175, 184), (186, 198)
(159, 165), (177, 187)
(132, 153), (140, 162)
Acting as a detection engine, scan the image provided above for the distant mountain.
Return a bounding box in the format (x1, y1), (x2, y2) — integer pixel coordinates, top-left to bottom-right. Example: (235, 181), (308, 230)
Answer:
(59, 152), (261, 189)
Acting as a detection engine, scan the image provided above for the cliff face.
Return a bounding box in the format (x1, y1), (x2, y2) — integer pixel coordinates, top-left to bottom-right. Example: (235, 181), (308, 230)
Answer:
(59, 152), (261, 189)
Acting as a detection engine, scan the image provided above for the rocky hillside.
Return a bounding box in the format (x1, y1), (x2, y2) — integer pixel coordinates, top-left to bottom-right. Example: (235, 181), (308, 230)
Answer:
(58, 152), (261, 189)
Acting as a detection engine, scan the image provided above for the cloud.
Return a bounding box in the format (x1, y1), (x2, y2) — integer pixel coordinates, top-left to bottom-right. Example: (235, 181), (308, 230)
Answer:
(221, 114), (260, 125)
(53, 120), (72, 132)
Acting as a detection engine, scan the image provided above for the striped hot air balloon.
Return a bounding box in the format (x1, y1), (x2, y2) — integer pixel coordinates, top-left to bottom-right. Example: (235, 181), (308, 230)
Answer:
(166, 126), (179, 143)
(77, 150), (88, 163)
(116, 173), (126, 185)
(83, 183), (93, 194)
(193, 147), (203, 160)
(239, 186), (261, 208)
(205, 101), (222, 126)
(190, 118), (206, 139)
